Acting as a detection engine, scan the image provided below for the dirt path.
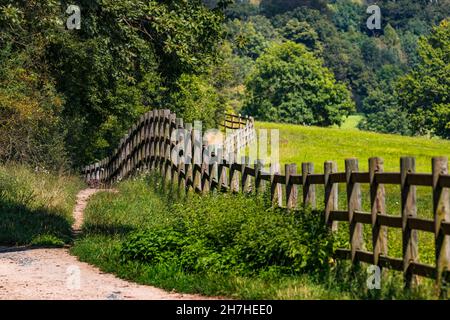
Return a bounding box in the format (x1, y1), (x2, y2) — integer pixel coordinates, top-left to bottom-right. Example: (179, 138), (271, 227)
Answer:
(0, 189), (208, 300)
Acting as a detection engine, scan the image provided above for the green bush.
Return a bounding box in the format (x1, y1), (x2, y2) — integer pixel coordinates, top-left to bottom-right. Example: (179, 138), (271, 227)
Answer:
(120, 191), (335, 277)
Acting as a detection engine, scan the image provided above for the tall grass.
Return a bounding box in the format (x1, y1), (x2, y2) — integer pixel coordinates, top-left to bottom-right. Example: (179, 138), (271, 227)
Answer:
(0, 164), (84, 245)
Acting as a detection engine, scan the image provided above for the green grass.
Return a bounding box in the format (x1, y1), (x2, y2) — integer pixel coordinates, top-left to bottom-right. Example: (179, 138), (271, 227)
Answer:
(256, 121), (450, 173)
(0, 164), (84, 245)
(333, 115), (363, 130)
(71, 175), (440, 299)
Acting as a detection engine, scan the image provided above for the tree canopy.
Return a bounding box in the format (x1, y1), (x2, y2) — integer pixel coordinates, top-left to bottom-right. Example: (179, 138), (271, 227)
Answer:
(243, 41), (354, 126)
(397, 20), (450, 139)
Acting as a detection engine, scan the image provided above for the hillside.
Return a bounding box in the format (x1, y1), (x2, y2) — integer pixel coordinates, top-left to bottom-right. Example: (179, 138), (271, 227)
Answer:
(256, 121), (450, 173)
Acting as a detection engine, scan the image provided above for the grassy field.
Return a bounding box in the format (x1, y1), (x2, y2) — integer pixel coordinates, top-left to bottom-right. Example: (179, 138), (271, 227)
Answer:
(255, 120), (450, 173)
(0, 164), (84, 246)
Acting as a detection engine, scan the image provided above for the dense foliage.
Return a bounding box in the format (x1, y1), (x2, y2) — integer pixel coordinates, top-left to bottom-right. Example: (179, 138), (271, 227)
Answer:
(397, 21), (450, 139)
(243, 41), (354, 126)
(0, 0), (225, 168)
(115, 176), (336, 276)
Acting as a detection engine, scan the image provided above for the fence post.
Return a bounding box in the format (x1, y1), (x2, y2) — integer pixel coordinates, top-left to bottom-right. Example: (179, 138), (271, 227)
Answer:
(241, 156), (251, 193)
(184, 123), (193, 192)
(230, 161), (240, 193)
(286, 164), (298, 210)
(143, 112), (149, 170)
(401, 157), (418, 289)
(218, 159), (228, 192)
(346, 158), (363, 263)
(154, 111), (161, 171)
(175, 118), (184, 191)
(126, 129), (132, 178)
(324, 161), (338, 231)
(201, 146), (210, 194)
(168, 114), (177, 183)
(432, 157), (449, 293)
(149, 111), (155, 170)
(270, 163), (282, 207)
(209, 153), (218, 192)
(370, 157), (388, 266)
(255, 159), (265, 195)
(302, 162), (316, 208)
(161, 110), (170, 178)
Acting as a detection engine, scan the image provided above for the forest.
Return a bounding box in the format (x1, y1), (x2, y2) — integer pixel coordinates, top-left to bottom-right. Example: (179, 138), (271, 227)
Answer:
(0, 0), (449, 170)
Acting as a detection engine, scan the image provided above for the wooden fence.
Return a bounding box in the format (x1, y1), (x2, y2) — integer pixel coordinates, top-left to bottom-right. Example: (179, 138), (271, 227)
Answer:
(81, 109), (450, 290)
(220, 113), (254, 130)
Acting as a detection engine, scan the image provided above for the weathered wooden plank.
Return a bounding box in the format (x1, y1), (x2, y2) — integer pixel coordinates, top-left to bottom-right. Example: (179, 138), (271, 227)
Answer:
(346, 158), (363, 263)
(370, 157), (388, 266)
(442, 221), (450, 236)
(329, 172), (346, 184)
(432, 157), (450, 291)
(324, 161), (339, 231)
(307, 174), (325, 185)
(329, 210), (349, 222)
(401, 157), (418, 289)
(439, 174), (450, 188)
(289, 174), (302, 185)
(410, 262), (436, 279)
(353, 211), (372, 224)
(241, 157), (251, 193)
(273, 174), (286, 184)
(270, 163), (282, 207)
(352, 172), (370, 183)
(408, 217), (434, 233)
(407, 173), (433, 186)
(379, 256), (404, 272)
(375, 172), (401, 185)
(286, 164), (298, 210)
(254, 160), (265, 194)
(302, 162), (316, 208)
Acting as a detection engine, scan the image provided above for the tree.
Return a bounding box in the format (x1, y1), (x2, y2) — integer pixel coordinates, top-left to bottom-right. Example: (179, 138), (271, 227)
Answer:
(225, 16), (281, 59)
(0, 0), (225, 167)
(260, 0), (329, 17)
(397, 20), (450, 139)
(280, 19), (322, 52)
(331, 0), (364, 32)
(171, 74), (223, 129)
(243, 41), (354, 126)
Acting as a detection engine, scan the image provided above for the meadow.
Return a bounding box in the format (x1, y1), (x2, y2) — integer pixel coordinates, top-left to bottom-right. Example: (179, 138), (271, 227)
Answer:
(255, 119), (450, 173)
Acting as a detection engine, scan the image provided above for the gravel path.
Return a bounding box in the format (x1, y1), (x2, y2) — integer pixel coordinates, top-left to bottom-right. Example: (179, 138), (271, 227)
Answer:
(0, 189), (208, 300)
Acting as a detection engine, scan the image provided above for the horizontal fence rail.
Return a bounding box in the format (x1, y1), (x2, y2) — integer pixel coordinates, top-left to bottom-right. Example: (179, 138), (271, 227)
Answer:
(81, 109), (450, 290)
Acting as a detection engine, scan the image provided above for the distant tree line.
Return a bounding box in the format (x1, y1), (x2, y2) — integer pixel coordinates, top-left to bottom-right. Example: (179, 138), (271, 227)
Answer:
(222, 0), (449, 137)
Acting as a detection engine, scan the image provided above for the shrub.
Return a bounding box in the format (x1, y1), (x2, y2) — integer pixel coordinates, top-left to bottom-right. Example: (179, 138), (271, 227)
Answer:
(120, 191), (335, 277)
